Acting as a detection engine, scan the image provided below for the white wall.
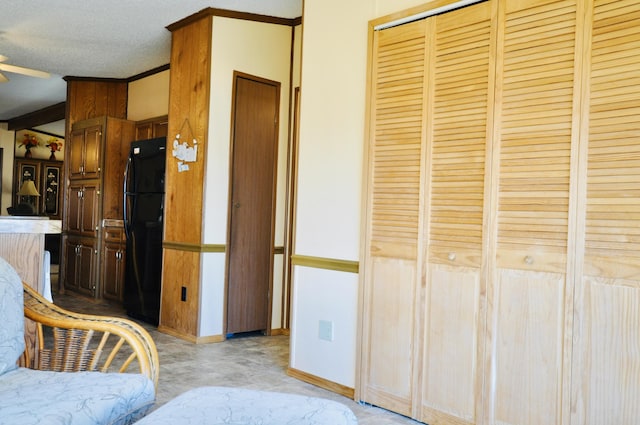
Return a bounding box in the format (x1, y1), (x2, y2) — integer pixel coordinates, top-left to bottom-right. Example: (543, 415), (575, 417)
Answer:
(291, 0), (432, 390)
(0, 124), (15, 215)
(199, 17), (294, 337)
(375, 0), (432, 17)
(127, 70), (170, 121)
(34, 120), (65, 137)
(290, 0), (374, 390)
(290, 266), (359, 387)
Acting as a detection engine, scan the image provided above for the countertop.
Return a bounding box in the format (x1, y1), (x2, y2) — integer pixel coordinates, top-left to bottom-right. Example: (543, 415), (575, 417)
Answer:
(0, 216), (62, 234)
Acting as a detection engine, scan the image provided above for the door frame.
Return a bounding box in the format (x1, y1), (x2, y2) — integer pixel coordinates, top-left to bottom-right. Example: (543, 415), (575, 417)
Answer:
(224, 70), (281, 336)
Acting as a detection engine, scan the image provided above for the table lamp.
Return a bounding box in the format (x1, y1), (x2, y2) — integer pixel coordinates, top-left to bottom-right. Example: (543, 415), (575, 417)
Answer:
(17, 180), (40, 214)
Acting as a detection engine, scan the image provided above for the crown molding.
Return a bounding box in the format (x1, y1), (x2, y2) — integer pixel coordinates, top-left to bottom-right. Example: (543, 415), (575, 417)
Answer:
(6, 102), (66, 131)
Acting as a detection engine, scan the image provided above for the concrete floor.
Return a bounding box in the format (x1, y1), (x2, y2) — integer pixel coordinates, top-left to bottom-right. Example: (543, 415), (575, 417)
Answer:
(53, 290), (421, 425)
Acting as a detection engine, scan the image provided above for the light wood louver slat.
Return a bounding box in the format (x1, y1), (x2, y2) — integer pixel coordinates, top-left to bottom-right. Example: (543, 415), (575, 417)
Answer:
(428, 7), (492, 264)
(370, 20), (427, 260)
(585, 0), (640, 277)
(497, 0), (577, 270)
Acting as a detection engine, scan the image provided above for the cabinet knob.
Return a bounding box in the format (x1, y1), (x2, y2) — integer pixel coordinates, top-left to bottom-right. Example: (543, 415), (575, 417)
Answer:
(448, 252), (456, 261)
(524, 255), (534, 265)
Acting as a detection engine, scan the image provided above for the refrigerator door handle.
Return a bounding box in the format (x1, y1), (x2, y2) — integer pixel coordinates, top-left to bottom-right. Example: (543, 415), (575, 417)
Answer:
(123, 155), (132, 239)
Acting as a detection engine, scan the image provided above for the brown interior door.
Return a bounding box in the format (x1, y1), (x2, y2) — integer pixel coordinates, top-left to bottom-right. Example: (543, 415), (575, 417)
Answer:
(226, 73), (280, 335)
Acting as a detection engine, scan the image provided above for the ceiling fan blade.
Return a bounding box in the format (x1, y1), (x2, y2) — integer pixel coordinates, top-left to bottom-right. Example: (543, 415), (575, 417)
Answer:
(0, 63), (50, 79)
(0, 72), (8, 83)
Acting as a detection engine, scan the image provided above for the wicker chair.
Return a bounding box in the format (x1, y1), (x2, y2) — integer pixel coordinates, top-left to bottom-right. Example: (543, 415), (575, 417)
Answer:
(21, 282), (159, 387)
(0, 254), (159, 425)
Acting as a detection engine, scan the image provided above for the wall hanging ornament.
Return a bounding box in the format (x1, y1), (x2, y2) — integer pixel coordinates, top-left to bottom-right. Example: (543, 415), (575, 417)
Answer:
(171, 118), (198, 172)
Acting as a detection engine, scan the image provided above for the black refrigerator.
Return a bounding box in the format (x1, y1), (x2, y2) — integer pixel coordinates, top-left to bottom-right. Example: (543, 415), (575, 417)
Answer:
(123, 137), (166, 325)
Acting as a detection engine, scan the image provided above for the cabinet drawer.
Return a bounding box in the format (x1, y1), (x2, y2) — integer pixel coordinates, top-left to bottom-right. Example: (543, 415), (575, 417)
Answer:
(103, 227), (124, 243)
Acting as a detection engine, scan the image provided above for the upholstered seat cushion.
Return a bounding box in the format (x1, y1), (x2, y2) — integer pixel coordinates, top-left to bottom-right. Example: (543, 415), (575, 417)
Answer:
(0, 367), (155, 425)
(136, 386), (358, 424)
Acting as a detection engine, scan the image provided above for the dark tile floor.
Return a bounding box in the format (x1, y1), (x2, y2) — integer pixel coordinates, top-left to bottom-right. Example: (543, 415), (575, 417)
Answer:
(52, 289), (421, 425)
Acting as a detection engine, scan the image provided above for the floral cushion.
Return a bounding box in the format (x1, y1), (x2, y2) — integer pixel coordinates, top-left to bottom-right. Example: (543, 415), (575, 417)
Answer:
(0, 256), (25, 376)
(0, 367), (155, 425)
(135, 386), (358, 425)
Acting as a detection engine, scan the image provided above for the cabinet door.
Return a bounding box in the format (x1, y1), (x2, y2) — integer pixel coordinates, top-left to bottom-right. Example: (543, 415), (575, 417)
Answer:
(13, 160), (41, 214)
(67, 184), (83, 233)
(69, 125), (102, 180)
(66, 183), (99, 237)
(102, 242), (125, 302)
(63, 238), (80, 291)
(83, 125), (102, 179)
(135, 123), (153, 140)
(77, 241), (97, 296)
(80, 184), (99, 236)
(42, 164), (63, 219)
(69, 129), (85, 180)
(153, 121), (168, 138)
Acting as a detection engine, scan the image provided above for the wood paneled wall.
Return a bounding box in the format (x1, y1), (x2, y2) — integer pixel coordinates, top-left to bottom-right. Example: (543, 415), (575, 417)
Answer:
(65, 78), (128, 138)
(159, 14), (212, 339)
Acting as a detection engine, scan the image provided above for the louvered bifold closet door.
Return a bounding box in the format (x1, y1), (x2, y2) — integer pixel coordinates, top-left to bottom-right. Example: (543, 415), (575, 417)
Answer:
(360, 19), (427, 416)
(571, 1), (640, 423)
(485, 0), (581, 424)
(420, 2), (495, 424)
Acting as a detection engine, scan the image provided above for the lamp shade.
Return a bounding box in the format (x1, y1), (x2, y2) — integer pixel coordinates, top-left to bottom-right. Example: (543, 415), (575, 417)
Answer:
(17, 180), (40, 196)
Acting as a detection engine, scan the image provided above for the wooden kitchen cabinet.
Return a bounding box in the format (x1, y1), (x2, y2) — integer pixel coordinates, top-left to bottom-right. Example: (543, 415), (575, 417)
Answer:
(66, 182), (99, 237)
(135, 115), (168, 140)
(63, 236), (98, 297)
(61, 116), (134, 300)
(68, 124), (102, 180)
(101, 225), (125, 302)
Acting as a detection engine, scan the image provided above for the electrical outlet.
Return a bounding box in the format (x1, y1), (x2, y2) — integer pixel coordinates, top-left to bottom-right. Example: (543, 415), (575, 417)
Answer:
(181, 286), (187, 302)
(318, 320), (333, 341)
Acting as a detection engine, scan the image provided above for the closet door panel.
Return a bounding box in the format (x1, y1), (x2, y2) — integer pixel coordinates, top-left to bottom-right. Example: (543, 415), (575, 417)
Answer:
(422, 266), (480, 424)
(574, 278), (640, 424)
(493, 269), (565, 424)
(572, 1), (640, 423)
(420, 2), (494, 424)
(366, 258), (417, 411)
(360, 19), (427, 416)
(487, 0), (580, 423)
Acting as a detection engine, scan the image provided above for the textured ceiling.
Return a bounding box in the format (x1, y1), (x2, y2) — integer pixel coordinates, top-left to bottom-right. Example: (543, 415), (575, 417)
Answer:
(0, 0), (302, 121)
